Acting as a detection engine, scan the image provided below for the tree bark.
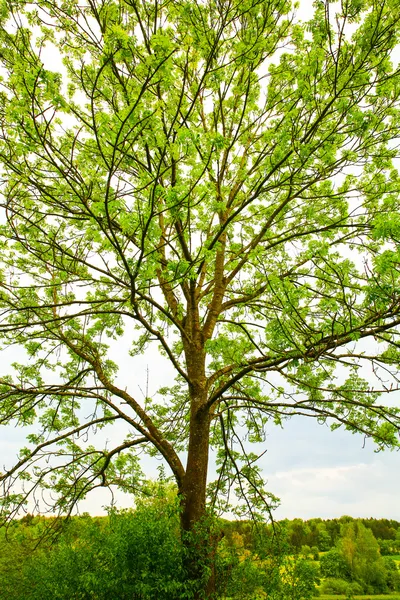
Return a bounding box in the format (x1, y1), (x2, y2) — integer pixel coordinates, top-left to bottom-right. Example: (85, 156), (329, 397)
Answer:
(179, 340), (215, 598)
(181, 404), (210, 530)
(180, 396), (214, 595)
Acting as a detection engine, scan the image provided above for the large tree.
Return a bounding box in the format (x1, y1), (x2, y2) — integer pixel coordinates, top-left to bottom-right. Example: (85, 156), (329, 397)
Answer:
(1, 0), (400, 594)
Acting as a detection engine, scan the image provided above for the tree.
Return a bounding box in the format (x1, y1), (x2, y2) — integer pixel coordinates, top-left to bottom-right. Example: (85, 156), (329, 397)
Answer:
(338, 520), (388, 593)
(320, 578), (363, 597)
(0, 515), (42, 600)
(288, 519), (310, 551)
(382, 556), (400, 592)
(1, 0), (400, 595)
(320, 548), (350, 581)
(300, 544), (311, 559)
(317, 525), (332, 552)
(272, 557), (320, 600)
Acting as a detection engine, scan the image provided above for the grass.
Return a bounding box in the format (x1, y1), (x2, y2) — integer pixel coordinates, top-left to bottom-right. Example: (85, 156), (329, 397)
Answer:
(316, 595), (400, 600)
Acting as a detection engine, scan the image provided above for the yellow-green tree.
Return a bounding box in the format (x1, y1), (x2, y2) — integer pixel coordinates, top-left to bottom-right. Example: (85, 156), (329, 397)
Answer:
(1, 0), (400, 595)
(339, 521), (387, 593)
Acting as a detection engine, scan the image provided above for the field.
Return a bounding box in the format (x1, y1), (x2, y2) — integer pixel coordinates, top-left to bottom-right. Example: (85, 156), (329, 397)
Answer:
(317, 595), (400, 600)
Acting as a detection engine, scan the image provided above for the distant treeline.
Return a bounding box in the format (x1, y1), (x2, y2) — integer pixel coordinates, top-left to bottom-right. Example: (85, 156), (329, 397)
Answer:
(220, 515), (400, 595)
(221, 514), (400, 555)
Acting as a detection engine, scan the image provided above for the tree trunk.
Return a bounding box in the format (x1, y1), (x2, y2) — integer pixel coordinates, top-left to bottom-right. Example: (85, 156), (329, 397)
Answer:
(179, 375), (216, 599)
(181, 404), (210, 531)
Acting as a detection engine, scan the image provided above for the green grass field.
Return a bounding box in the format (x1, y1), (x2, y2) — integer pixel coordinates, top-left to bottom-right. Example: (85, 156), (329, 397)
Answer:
(316, 595), (400, 600)
(390, 554), (400, 564)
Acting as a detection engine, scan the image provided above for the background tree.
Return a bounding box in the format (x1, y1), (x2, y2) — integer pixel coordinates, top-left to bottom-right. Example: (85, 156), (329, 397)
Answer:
(288, 519), (310, 551)
(1, 0), (400, 595)
(320, 548), (350, 581)
(320, 519), (399, 594)
(317, 524), (332, 552)
(338, 520), (388, 593)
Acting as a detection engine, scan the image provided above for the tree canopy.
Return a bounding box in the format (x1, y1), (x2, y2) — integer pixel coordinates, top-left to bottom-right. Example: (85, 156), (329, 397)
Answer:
(1, 0), (400, 593)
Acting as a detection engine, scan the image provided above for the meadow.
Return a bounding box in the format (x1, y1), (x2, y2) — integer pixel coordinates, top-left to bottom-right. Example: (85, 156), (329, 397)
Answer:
(317, 595), (400, 600)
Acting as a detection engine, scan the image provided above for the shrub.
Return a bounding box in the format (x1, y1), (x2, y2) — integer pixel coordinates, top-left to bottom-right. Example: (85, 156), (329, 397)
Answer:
(320, 577), (352, 595)
(349, 581), (363, 595)
(19, 496), (190, 600)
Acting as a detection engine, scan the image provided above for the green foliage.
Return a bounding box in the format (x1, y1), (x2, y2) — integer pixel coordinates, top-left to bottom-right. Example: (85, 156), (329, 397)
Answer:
(0, 0), (400, 521)
(216, 537), (273, 600)
(382, 557), (400, 592)
(2, 511), (400, 600)
(1, 1), (400, 594)
(338, 521), (387, 593)
(0, 509), (326, 600)
(216, 525), (320, 600)
(279, 517), (400, 556)
(311, 546), (320, 561)
(316, 519), (400, 596)
(320, 549), (350, 580)
(217, 516), (400, 598)
(379, 539), (400, 556)
(2, 494), (190, 600)
(271, 558), (320, 600)
(301, 545), (312, 559)
(320, 578), (362, 596)
(318, 529), (334, 552)
(0, 516), (45, 600)
(318, 596), (400, 600)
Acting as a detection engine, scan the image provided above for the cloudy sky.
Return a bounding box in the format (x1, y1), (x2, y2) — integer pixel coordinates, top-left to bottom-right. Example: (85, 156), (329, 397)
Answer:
(3, 335), (399, 522)
(3, 370), (399, 522)
(262, 418), (400, 521)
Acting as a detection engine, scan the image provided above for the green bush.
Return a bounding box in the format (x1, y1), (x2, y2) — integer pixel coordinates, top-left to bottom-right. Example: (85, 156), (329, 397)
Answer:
(348, 581), (363, 595)
(16, 496), (190, 600)
(382, 556), (400, 591)
(320, 550), (350, 580)
(320, 577), (351, 595)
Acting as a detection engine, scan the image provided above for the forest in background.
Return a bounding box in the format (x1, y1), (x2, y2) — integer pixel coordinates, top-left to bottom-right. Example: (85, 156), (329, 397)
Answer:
(1, 487), (400, 600)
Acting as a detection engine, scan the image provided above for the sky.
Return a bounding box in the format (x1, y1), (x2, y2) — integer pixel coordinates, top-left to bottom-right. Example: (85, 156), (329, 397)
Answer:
(4, 335), (399, 522)
(1, 0), (400, 524)
(263, 418), (400, 521)
(3, 392), (400, 521)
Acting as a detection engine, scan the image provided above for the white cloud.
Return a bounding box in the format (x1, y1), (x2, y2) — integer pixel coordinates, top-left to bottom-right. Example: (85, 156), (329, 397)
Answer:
(268, 456), (400, 520)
